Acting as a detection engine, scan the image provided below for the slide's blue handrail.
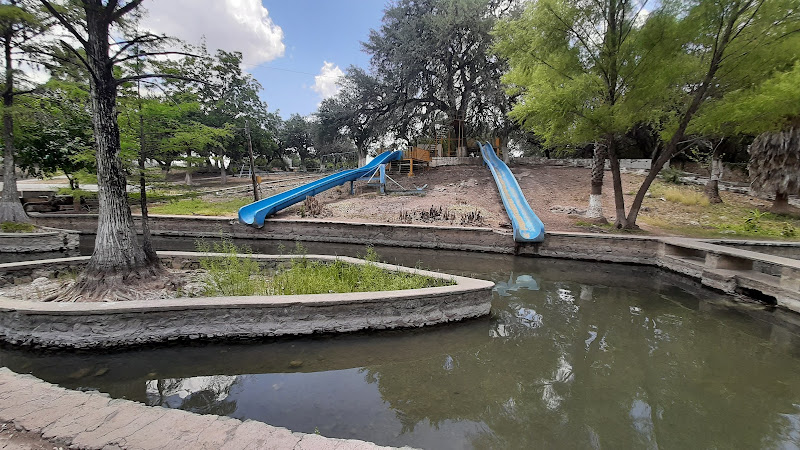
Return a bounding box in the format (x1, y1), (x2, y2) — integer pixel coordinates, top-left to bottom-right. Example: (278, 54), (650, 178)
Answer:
(480, 142), (545, 242)
(238, 150), (404, 226)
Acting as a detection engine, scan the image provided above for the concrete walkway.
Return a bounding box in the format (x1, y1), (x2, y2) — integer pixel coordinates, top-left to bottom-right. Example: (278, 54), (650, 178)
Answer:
(0, 368), (398, 450)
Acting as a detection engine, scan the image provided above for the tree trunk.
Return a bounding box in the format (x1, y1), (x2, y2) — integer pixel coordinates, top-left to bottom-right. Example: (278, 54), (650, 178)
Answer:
(771, 191), (794, 215)
(138, 93), (158, 264)
(0, 28), (29, 224)
(705, 143), (724, 204)
(606, 138), (627, 228)
(586, 142), (607, 223)
(185, 150), (193, 185)
(63, 4), (164, 301)
(358, 147), (367, 168)
(220, 165), (227, 184)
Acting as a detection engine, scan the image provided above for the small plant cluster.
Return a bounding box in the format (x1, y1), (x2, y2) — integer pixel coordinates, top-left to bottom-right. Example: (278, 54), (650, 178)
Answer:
(742, 209), (767, 232)
(398, 206), (458, 223)
(196, 239), (453, 297)
(0, 222), (35, 233)
(460, 210), (485, 226)
(299, 195), (323, 217)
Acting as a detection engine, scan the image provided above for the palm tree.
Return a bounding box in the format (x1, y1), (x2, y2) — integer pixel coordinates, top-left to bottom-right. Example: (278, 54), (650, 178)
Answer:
(748, 125), (800, 214)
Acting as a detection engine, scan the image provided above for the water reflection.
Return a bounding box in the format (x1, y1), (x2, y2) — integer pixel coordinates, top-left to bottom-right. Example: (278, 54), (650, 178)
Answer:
(2, 249), (800, 449)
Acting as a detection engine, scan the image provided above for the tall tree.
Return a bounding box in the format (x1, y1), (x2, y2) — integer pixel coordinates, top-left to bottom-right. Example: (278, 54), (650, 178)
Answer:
(622, 0), (800, 228)
(363, 0), (515, 150)
(495, 0), (658, 225)
(280, 114), (313, 168)
(498, 0), (800, 229)
(39, 0), (188, 300)
(0, 0), (49, 222)
(316, 67), (389, 166)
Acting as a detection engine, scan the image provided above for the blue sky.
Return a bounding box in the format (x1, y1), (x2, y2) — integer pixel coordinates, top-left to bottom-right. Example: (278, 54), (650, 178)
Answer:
(254, 1), (385, 118)
(142, 0), (387, 119)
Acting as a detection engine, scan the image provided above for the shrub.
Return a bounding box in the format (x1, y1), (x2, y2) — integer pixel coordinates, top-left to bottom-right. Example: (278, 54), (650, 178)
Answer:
(660, 167), (684, 184)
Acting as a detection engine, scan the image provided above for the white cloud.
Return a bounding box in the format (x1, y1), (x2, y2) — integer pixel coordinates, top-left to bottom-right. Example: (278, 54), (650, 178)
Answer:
(141, 0), (285, 66)
(311, 61), (344, 99)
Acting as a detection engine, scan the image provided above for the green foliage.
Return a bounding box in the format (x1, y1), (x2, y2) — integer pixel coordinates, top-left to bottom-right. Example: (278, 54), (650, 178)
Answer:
(196, 240), (453, 297)
(659, 167), (684, 185)
(743, 209), (768, 232)
(196, 239), (268, 296)
(0, 222), (35, 233)
(494, 0), (658, 147)
(781, 222), (796, 238)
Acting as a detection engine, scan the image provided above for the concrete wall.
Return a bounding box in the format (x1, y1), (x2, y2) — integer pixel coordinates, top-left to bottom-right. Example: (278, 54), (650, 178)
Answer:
(511, 157), (666, 171)
(0, 227), (79, 263)
(30, 214), (661, 265)
(28, 214), (800, 315)
(431, 156), (482, 167)
(0, 252), (493, 348)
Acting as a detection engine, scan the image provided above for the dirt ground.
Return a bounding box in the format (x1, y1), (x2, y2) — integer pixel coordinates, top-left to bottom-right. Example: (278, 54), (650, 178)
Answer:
(271, 164), (654, 233)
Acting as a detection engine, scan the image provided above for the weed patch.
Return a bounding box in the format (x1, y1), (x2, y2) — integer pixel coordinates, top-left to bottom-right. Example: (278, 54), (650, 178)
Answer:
(196, 240), (454, 297)
(0, 222), (35, 233)
(663, 187), (710, 206)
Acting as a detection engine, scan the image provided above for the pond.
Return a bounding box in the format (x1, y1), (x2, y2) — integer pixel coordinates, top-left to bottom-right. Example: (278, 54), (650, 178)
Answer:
(2, 242), (800, 449)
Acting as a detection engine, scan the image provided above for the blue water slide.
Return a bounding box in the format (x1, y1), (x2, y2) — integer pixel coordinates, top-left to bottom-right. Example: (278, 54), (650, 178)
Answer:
(480, 142), (545, 242)
(238, 150), (404, 227)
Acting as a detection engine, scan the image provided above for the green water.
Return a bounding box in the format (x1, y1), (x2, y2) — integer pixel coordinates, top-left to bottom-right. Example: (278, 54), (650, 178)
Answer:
(2, 246), (800, 449)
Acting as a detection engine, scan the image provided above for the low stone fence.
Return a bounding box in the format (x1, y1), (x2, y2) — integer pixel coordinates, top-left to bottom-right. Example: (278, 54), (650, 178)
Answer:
(0, 226), (79, 263)
(27, 213), (800, 315)
(0, 251), (494, 348)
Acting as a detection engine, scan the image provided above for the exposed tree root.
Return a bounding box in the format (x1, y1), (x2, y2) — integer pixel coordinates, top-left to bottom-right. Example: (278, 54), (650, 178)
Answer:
(47, 262), (175, 302)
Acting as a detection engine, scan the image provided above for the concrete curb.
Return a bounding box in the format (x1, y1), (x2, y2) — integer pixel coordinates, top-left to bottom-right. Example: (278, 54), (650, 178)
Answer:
(0, 367), (404, 449)
(0, 252), (494, 348)
(27, 214), (800, 314)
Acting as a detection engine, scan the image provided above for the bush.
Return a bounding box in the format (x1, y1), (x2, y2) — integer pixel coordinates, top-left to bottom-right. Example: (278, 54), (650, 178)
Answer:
(659, 167), (684, 184)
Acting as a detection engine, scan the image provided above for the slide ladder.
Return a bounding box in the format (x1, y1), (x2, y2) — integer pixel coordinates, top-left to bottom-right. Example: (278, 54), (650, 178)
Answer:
(239, 150), (403, 227)
(480, 142), (545, 242)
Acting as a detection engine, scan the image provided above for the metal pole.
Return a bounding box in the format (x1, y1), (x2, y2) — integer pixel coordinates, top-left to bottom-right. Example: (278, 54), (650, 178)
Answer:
(245, 120), (260, 201)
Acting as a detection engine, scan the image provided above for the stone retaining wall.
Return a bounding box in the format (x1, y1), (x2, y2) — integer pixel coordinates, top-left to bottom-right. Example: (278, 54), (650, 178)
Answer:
(0, 226), (79, 263)
(0, 252), (493, 348)
(27, 214), (800, 314)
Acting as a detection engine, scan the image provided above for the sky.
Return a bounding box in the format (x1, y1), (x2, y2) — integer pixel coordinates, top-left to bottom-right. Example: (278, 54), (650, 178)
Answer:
(140, 0), (387, 119)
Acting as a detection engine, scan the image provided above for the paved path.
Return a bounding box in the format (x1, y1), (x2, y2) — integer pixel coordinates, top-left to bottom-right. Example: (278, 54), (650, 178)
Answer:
(0, 368), (399, 449)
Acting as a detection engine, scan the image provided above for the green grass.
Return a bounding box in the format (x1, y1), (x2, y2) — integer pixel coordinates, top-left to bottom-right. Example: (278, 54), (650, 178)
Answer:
(196, 240), (454, 297)
(0, 222), (35, 233)
(663, 187), (710, 206)
(149, 197), (251, 216)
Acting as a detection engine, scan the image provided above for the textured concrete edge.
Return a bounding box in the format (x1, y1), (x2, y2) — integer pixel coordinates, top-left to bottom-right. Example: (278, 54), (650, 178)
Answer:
(0, 252), (494, 348)
(0, 367), (406, 450)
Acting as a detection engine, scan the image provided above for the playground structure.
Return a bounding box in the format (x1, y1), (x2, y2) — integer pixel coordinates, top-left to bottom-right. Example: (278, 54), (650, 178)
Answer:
(238, 150), (403, 226)
(480, 142), (545, 243)
(238, 139), (545, 244)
